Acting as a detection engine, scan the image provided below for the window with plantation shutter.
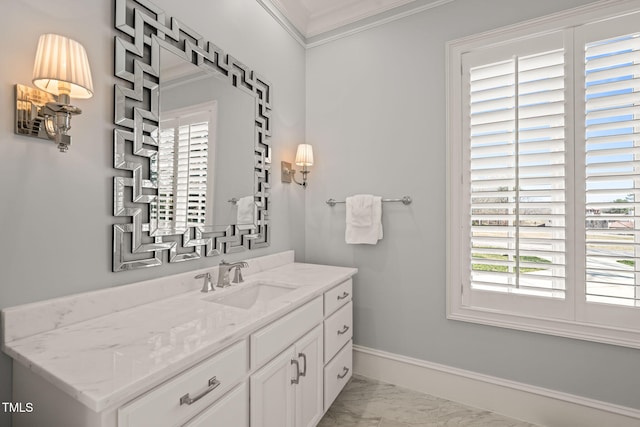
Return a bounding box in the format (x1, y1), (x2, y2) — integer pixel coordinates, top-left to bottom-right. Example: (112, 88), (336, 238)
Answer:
(449, 5), (640, 348)
(153, 106), (216, 232)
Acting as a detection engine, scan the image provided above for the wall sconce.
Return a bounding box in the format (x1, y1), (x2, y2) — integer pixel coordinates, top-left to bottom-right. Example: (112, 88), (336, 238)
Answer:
(15, 34), (94, 153)
(281, 144), (314, 188)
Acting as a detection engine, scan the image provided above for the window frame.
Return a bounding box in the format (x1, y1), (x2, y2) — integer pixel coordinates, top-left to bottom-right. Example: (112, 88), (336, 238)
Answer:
(446, 0), (640, 349)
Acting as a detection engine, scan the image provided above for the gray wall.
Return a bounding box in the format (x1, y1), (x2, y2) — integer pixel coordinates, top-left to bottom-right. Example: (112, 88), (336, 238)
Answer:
(0, 1), (306, 425)
(305, 0), (640, 411)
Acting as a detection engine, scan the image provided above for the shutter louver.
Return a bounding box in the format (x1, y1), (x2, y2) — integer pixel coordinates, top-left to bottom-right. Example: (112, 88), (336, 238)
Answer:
(469, 49), (566, 298)
(585, 33), (640, 307)
(186, 121), (209, 225)
(157, 126), (177, 223)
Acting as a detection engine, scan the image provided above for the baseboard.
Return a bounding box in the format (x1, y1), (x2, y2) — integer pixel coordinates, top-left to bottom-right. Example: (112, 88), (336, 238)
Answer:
(353, 345), (640, 427)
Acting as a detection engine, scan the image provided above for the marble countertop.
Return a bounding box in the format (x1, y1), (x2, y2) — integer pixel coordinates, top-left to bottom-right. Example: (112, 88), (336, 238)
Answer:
(2, 260), (357, 413)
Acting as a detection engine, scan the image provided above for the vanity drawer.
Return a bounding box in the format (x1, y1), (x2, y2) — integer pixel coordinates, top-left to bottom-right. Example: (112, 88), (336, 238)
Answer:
(324, 340), (353, 410)
(251, 296), (323, 369)
(183, 383), (248, 427)
(118, 340), (248, 427)
(324, 279), (352, 316)
(324, 301), (353, 363)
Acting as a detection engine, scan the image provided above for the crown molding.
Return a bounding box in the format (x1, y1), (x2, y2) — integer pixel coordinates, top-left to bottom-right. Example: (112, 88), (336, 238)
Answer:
(306, 0), (454, 48)
(255, 0), (307, 47)
(304, 0), (417, 38)
(257, 0), (453, 48)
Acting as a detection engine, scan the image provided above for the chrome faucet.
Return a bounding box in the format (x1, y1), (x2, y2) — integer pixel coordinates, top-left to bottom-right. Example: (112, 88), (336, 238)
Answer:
(195, 272), (214, 293)
(217, 260), (249, 288)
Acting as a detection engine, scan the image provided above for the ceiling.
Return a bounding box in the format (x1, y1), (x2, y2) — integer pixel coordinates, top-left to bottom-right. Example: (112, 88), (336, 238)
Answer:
(266, 0), (428, 38)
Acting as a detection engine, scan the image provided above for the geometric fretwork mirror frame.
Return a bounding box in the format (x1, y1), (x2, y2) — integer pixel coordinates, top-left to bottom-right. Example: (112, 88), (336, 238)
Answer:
(113, 0), (271, 272)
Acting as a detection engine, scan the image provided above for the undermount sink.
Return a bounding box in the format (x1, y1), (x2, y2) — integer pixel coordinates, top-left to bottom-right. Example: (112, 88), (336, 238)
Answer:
(204, 282), (295, 309)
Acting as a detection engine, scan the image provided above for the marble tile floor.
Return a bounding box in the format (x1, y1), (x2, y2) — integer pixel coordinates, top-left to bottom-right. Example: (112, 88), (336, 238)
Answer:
(318, 375), (539, 427)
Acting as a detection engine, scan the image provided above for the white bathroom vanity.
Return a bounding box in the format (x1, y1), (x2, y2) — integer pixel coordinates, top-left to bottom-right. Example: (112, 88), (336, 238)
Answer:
(1, 251), (356, 427)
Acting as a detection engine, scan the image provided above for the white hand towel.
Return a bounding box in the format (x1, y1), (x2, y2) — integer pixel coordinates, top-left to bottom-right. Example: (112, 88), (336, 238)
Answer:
(236, 195), (255, 225)
(347, 195), (373, 226)
(345, 195), (383, 245)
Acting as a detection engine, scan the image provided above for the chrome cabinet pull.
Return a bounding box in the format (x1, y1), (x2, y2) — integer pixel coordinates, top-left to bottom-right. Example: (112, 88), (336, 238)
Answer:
(337, 367), (350, 380)
(337, 291), (350, 300)
(291, 359), (301, 384)
(298, 353), (307, 377)
(337, 325), (350, 335)
(179, 376), (221, 406)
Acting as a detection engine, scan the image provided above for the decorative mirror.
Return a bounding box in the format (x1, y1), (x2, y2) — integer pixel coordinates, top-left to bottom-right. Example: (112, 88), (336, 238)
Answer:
(113, 0), (271, 271)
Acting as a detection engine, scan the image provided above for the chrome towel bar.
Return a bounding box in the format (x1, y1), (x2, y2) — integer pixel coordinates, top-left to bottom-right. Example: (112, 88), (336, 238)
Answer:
(326, 196), (412, 207)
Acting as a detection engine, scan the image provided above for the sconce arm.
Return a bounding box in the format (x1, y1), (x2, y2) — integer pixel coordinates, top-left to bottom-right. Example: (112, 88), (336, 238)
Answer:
(290, 168), (310, 188)
(280, 161), (310, 188)
(42, 102), (83, 152)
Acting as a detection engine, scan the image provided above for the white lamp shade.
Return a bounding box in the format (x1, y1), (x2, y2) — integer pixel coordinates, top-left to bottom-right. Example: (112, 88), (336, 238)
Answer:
(32, 34), (94, 99)
(295, 144), (314, 166)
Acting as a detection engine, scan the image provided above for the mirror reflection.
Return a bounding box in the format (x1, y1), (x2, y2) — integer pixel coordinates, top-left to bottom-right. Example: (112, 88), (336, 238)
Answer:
(150, 47), (256, 236)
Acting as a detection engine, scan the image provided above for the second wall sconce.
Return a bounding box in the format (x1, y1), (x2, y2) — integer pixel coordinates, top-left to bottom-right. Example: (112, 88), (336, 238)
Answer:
(281, 144), (314, 189)
(15, 34), (94, 153)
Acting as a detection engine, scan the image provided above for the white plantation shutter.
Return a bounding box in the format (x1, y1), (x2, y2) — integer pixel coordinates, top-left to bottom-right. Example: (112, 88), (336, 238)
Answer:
(157, 126), (176, 223)
(584, 33), (640, 307)
(185, 121), (209, 225)
(156, 110), (212, 230)
(468, 47), (567, 300)
(469, 58), (517, 292)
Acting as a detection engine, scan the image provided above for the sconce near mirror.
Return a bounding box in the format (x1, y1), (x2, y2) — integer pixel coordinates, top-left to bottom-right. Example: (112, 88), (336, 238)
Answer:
(15, 34), (93, 153)
(281, 144), (314, 188)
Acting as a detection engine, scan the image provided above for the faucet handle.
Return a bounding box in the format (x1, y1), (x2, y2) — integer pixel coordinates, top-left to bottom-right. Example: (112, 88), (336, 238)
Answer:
(219, 259), (230, 266)
(195, 273), (213, 293)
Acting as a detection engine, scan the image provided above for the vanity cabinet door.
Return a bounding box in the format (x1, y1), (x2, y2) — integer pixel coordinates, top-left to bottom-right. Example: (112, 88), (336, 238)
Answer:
(295, 325), (324, 427)
(250, 325), (324, 427)
(250, 345), (296, 427)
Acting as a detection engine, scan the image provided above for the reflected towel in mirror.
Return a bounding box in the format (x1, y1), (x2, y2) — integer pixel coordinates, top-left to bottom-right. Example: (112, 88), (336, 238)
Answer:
(236, 195), (255, 225)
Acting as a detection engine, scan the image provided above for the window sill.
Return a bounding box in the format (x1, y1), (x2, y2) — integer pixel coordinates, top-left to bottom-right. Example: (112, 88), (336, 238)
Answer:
(447, 306), (640, 349)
